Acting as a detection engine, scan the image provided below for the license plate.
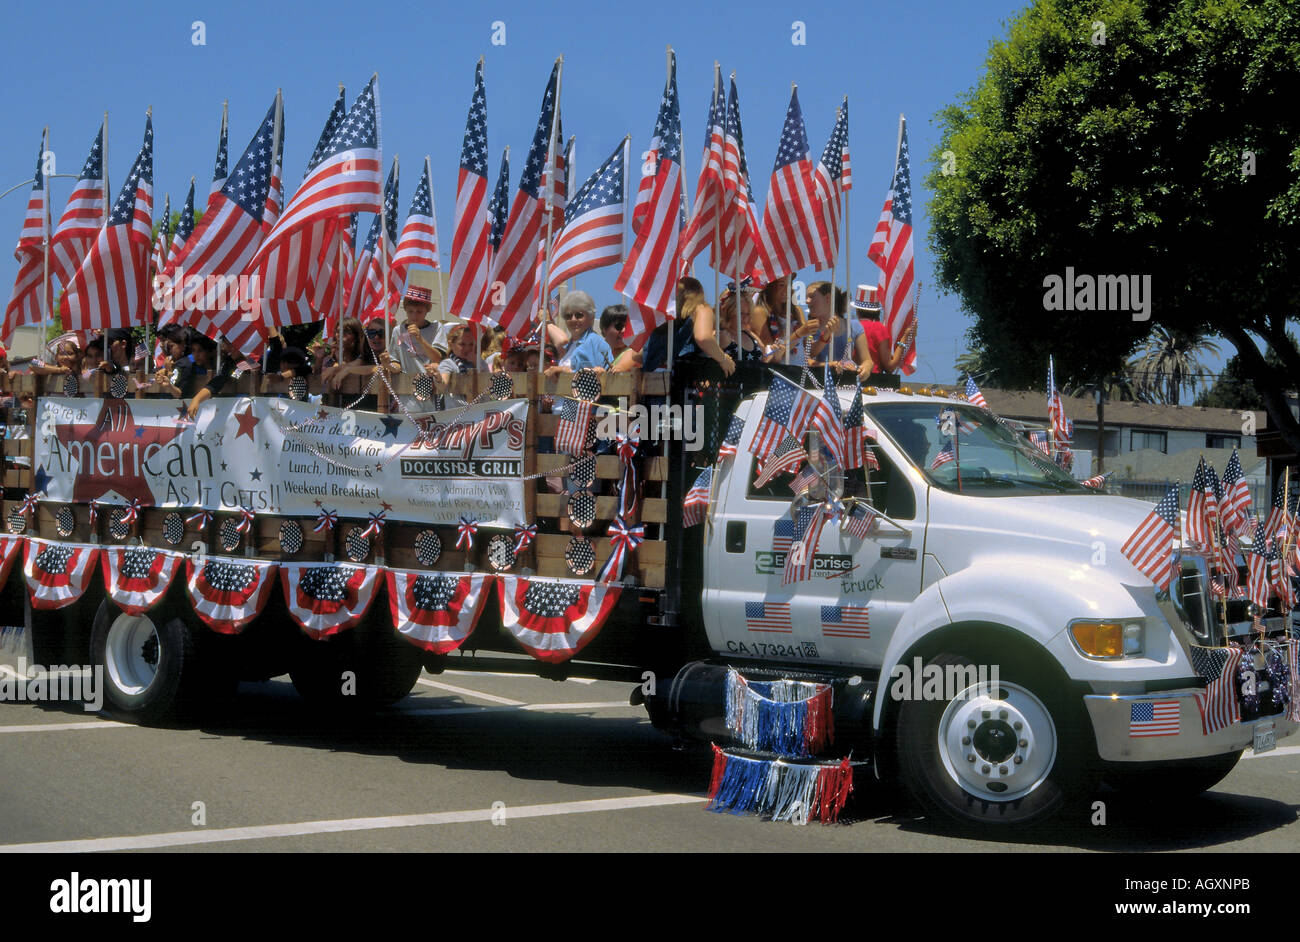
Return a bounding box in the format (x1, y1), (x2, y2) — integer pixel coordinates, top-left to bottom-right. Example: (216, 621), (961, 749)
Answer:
(1253, 720), (1277, 755)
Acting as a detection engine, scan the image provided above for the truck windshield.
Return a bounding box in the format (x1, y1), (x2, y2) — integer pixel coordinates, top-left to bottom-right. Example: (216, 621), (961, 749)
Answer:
(867, 402), (1088, 496)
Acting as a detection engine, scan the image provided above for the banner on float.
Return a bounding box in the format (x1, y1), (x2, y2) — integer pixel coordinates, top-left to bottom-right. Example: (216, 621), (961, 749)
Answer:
(33, 396), (529, 528)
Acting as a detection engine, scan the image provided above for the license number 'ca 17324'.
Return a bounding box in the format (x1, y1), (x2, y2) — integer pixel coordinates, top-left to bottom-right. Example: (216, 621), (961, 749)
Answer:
(726, 640), (820, 659)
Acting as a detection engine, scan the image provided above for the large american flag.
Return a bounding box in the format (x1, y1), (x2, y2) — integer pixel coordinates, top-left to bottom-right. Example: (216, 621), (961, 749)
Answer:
(449, 60), (491, 321)
(1221, 449), (1252, 535)
(393, 157), (440, 287)
(758, 87), (826, 279)
(487, 61), (560, 337)
(160, 97), (282, 343)
(49, 119), (107, 289)
(299, 88), (352, 324)
(615, 52), (683, 323)
(487, 147), (511, 256)
(719, 75), (769, 285)
(812, 102), (850, 270)
(680, 63), (725, 272)
(158, 179), (196, 326)
(866, 116), (917, 375)
(3, 131), (51, 342)
(547, 140), (626, 293)
(62, 113), (153, 333)
(248, 75), (383, 331)
(1190, 643), (1243, 735)
(347, 160), (399, 322)
(1120, 483), (1180, 592)
(1186, 457), (1214, 547)
(751, 374), (821, 460)
(260, 110), (287, 237)
(210, 104), (229, 198)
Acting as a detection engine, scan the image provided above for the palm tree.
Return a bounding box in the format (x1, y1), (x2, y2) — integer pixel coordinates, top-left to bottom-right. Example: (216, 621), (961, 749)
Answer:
(1063, 373), (1142, 473)
(1126, 327), (1221, 405)
(954, 334), (992, 383)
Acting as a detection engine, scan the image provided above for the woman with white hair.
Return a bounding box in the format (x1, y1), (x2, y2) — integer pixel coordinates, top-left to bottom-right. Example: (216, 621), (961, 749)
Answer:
(544, 290), (614, 376)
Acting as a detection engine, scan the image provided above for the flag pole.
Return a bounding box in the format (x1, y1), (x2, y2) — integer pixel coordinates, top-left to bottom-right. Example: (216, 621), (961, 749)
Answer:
(565, 134), (575, 293)
(843, 95), (851, 336)
(147, 191), (166, 376)
(40, 126), (50, 355)
(101, 111), (110, 374)
(537, 56), (564, 389)
(383, 155), (398, 365)
(425, 153), (450, 334)
(663, 48), (676, 378)
(731, 72), (742, 372)
(785, 82), (797, 367)
(711, 64), (728, 347)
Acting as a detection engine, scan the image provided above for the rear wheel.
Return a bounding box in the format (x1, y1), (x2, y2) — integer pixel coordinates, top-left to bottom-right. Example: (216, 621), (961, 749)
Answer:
(895, 652), (1097, 829)
(289, 620), (424, 711)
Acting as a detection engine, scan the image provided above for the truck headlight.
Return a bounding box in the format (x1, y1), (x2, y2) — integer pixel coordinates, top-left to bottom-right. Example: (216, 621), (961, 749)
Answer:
(1069, 619), (1145, 659)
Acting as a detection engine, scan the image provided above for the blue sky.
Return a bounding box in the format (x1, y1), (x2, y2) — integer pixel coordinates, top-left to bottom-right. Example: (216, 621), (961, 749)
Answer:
(0, 0), (1034, 382)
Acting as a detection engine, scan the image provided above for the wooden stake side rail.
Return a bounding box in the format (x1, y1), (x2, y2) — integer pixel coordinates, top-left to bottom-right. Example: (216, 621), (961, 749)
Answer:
(2, 369), (672, 589)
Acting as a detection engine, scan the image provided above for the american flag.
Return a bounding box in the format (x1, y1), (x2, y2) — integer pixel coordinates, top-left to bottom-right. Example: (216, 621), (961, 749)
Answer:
(1120, 483), (1180, 592)
(550, 133), (572, 233)
(160, 97), (282, 342)
(1218, 528), (1241, 596)
(393, 157), (440, 287)
(783, 503), (827, 585)
(682, 466), (712, 528)
(812, 102), (850, 269)
(812, 363), (848, 469)
(843, 381), (867, 470)
(754, 435), (806, 488)
(49, 119), (107, 289)
(298, 87), (352, 322)
(1081, 471), (1112, 489)
(62, 113), (153, 333)
(1186, 457), (1214, 547)
(150, 193), (171, 290)
(751, 374), (821, 460)
(615, 52), (683, 323)
(210, 104), (229, 198)
(325, 213), (358, 337)
(169, 179), (196, 261)
(790, 463), (818, 496)
(838, 97), (853, 191)
(1028, 430), (1050, 454)
(1129, 700), (1180, 737)
(964, 376), (988, 410)
(745, 599), (792, 633)
(548, 140), (626, 293)
(249, 75), (383, 332)
(717, 414), (745, 462)
(680, 63), (725, 272)
(1272, 545), (1296, 609)
(1203, 460), (1222, 530)
(1047, 357), (1072, 456)
(719, 75), (769, 285)
(771, 517), (796, 555)
(758, 87), (826, 278)
(821, 603), (869, 639)
(3, 131), (51, 342)
(929, 436), (957, 470)
(1190, 644), (1243, 735)
(1221, 449), (1252, 534)
(555, 396), (594, 455)
(1264, 474), (1292, 542)
(1247, 518), (1271, 609)
(866, 116), (917, 375)
(845, 502), (877, 539)
(260, 111), (286, 236)
(449, 60), (492, 321)
(487, 60), (560, 337)
(347, 159), (400, 322)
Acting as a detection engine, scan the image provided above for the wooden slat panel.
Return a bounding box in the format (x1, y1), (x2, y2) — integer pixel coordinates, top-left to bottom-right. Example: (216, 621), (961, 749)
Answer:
(534, 454), (667, 480)
(534, 533), (666, 565)
(534, 494), (667, 523)
(3, 470), (31, 488)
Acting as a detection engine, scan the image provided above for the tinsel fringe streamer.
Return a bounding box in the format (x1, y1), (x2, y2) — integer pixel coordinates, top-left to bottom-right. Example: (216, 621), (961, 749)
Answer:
(705, 744), (853, 824)
(725, 669), (834, 757)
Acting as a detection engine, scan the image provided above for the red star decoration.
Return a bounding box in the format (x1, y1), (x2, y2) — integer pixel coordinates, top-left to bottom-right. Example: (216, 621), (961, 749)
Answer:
(234, 406), (260, 441)
(54, 400), (186, 505)
(381, 501), (393, 512)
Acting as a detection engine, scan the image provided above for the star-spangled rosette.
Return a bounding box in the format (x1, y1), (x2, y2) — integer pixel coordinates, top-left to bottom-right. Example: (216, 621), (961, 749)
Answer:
(512, 523), (538, 555)
(456, 516), (479, 552)
(234, 507), (256, 534)
(497, 575), (623, 664)
(313, 508), (338, 533)
(23, 539), (100, 610)
(596, 516), (644, 585)
(279, 562), (381, 640)
(385, 569), (494, 654)
(18, 494), (40, 517)
(88, 500), (101, 527)
(101, 546), (184, 615)
(360, 511), (387, 540)
(119, 498), (144, 524)
(185, 555), (279, 635)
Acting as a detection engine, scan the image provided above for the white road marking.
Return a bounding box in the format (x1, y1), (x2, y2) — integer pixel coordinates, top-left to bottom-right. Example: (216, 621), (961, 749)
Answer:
(401, 700), (633, 717)
(0, 719), (129, 734)
(443, 669), (599, 685)
(0, 793), (704, 853)
(414, 678), (524, 706)
(1244, 744), (1300, 760)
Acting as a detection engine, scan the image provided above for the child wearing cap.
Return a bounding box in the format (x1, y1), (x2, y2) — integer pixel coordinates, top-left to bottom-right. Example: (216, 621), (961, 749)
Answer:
(390, 285), (443, 373)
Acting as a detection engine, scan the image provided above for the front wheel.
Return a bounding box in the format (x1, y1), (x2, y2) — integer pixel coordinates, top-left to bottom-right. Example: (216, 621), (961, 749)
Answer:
(895, 652), (1096, 829)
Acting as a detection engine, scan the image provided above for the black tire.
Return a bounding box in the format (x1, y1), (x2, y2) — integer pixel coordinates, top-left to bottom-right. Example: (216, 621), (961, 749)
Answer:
(289, 620), (424, 710)
(1103, 750), (1243, 799)
(90, 598), (233, 725)
(895, 651), (1097, 830)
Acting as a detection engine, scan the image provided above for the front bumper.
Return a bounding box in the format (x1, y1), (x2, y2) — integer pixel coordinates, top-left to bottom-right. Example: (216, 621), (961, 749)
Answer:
(1084, 691), (1298, 761)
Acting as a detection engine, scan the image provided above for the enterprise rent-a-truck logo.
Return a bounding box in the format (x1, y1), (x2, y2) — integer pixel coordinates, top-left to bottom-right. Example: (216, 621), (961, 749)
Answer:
(50, 873), (151, 922)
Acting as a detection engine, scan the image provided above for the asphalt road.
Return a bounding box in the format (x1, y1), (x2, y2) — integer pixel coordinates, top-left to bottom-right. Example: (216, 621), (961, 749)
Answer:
(0, 658), (1297, 853)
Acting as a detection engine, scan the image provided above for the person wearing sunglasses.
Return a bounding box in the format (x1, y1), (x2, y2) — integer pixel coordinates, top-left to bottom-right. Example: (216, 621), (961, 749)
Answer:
(544, 290), (613, 377)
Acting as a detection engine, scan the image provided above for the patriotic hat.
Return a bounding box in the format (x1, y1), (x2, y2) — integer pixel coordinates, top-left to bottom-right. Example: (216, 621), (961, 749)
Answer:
(850, 285), (880, 312)
(404, 285), (433, 305)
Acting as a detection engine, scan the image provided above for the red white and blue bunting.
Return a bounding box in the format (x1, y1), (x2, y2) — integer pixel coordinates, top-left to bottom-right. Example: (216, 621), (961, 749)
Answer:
(596, 516), (643, 585)
(497, 575), (621, 663)
(725, 669), (834, 758)
(0, 534), (25, 587)
(186, 555), (280, 635)
(706, 745), (853, 824)
(280, 562), (381, 640)
(386, 569), (493, 654)
(101, 546), (184, 615)
(23, 539), (100, 610)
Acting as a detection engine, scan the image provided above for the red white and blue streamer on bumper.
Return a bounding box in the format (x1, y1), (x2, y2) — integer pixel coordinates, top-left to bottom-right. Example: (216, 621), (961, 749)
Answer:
(280, 562), (381, 640)
(724, 669), (834, 758)
(101, 546), (183, 615)
(385, 569), (493, 654)
(497, 575), (622, 663)
(24, 539), (100, 610)
(186, 555), (279, 635)
(706, 744), (853, 824)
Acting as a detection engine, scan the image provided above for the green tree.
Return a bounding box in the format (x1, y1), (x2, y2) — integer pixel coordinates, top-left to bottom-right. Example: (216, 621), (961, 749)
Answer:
(1126, 326), (1220, 404)
(927, 0), (1300, 448)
